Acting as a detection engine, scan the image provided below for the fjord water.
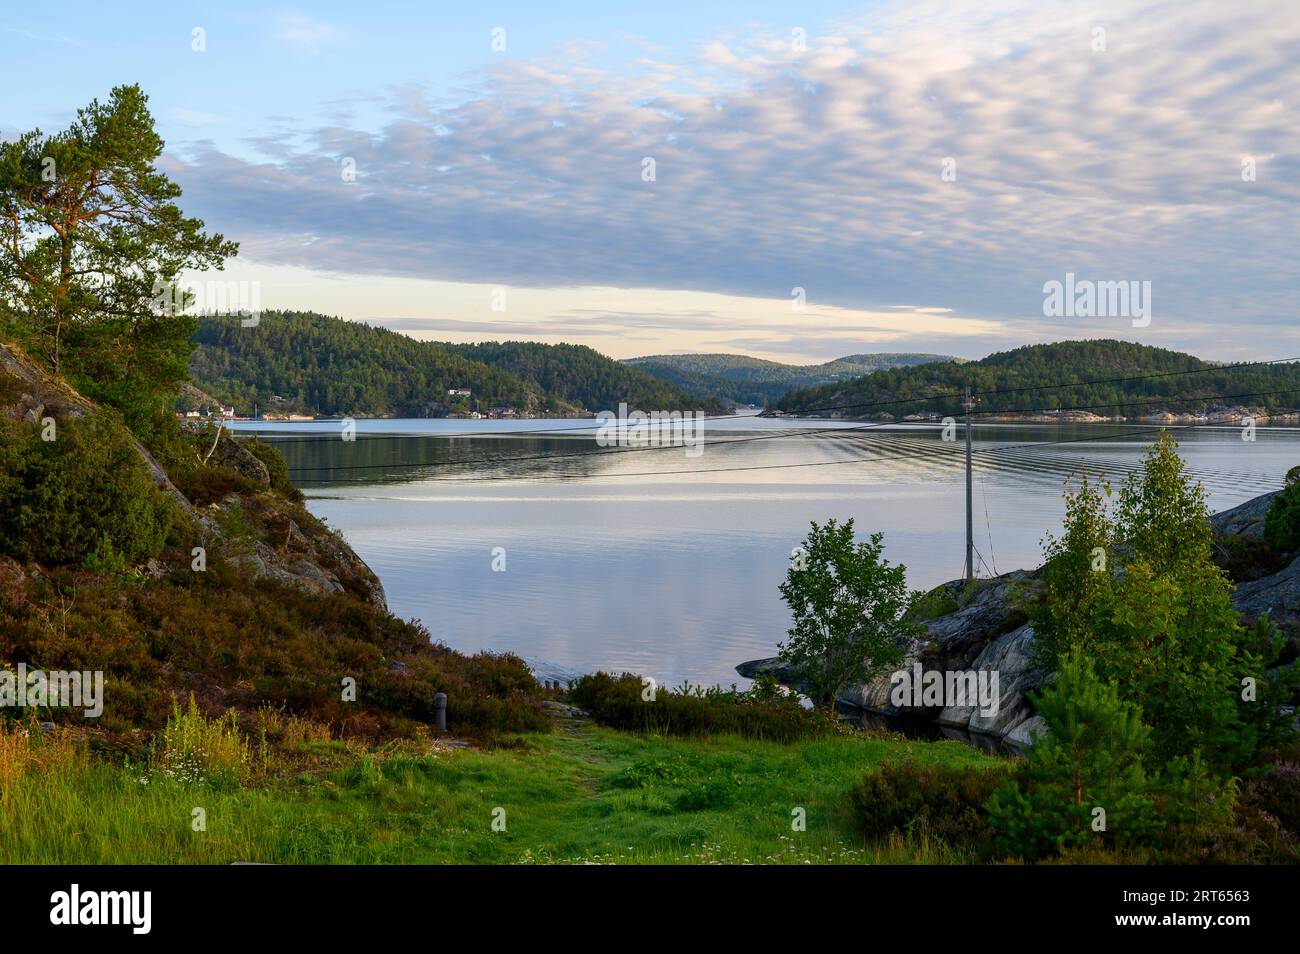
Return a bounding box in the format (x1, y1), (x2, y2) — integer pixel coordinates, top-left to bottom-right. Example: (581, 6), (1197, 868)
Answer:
(230, 416), (1295, 688)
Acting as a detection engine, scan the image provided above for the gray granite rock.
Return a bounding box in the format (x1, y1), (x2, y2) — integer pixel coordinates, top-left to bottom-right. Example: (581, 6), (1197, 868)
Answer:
(1232, 552), (1300, 639)
(737, 488), (1300, 752)
(937, 623), (1044, 738)
(1212, 491), (1281, 540)
(210, 432), (271, 488)
(1003, 714), (1048, 751)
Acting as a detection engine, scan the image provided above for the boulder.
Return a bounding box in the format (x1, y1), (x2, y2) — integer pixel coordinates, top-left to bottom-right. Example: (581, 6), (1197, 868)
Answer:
(209, 432), (271, 488)
(736, 487), (1300, 752)
(839, 571), (1035, 722)
(939, 624), (1044, 739)
(1233, 552), (1300, 642)
(229, 541), (344, 598)
(1004, 714), (1048, 751)
(1212, 491), (1281, 541)
(734, 656), (812, 695)
(211, 497), (387, 611)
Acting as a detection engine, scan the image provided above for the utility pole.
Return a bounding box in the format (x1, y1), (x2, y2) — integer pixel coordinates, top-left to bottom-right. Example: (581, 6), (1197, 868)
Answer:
(965, 385), (975, 583)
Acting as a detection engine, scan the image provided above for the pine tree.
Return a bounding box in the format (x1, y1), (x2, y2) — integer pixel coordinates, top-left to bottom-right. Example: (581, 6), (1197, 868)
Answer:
(1032, 469), (1114, 670)
(986, 649), (1161, 858)
(0, 84), (237, 439)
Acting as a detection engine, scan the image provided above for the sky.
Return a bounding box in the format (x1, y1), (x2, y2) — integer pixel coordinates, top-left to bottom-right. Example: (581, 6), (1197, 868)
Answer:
(4, 0), (1298, 363)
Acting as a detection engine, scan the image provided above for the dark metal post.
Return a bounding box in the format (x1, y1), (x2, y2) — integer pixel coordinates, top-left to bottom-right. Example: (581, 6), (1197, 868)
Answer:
(965, 386), (975, 583)
(434, 692), (447, 732)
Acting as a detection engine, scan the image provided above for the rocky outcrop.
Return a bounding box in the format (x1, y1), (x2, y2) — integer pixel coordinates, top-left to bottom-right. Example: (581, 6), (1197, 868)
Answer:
(738, 570), (1043, 751)
(835, 571), (1044, 751)
(205, 494), (387, 611)
(1, 340), (193, 512)
(734, 656), (811, 694)
(738, 489), (1298, 752)
(935, 623), (1046, 746)
(1, 340), (386, 612)
(1233, 553), (1300, 644)
(208, 430), (271, 488)
(1211, 491), (1281, 541)
(0, 341), (90, 424)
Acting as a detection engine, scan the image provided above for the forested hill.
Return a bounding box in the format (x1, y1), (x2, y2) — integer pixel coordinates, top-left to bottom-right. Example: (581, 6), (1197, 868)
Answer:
(190, 312), (535, 416)
(445, 341), (727, 415)
(624, 352), (957, 405)
(772, 340), (1300, 419)
(189, 312), (722, 417)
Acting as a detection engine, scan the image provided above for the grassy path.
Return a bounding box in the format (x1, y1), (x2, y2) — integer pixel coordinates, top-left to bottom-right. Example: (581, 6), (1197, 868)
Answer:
(2, 713), (1004, 864)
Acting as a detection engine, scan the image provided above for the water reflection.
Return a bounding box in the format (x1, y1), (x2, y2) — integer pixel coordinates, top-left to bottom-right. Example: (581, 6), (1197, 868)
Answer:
(228, 418), (1294, 689)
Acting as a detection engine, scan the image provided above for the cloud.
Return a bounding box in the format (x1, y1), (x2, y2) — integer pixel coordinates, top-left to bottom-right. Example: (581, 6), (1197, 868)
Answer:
(273, 12), (346, 54)
(171, 107), (227, 126)
(166, 0), (1300, 356)
(2, 24), (86, 48)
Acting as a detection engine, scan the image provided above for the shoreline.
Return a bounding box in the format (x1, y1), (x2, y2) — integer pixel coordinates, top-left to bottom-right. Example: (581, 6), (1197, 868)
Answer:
(766, 408), (1300, 425)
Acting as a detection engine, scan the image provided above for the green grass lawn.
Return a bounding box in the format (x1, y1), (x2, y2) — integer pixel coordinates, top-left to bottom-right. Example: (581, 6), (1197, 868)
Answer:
(1, 717), (1006, 864)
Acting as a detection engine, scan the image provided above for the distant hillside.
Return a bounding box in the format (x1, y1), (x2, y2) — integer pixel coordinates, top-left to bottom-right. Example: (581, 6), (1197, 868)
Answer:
(190, 312), (722, 417)
(624, 352), (959, 405)
(773, 339), (1300, 419)
(190, 312), (536, 417)
(446, 341), (727, 415)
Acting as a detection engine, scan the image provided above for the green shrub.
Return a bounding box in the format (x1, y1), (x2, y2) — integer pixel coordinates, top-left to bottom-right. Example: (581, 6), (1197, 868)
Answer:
(0, 562), (548, 737)
(170, 461), (261, 507)
(851, 758), (1007, 854)
(0, 415), (173, 566)
(1213, 532), (1290, 582)
(1031, 470), (1114, 671)
(986, 650), (1160, 859)
(906, 584), (960, 622)
(674, 777), (738, 812)
(569, 672), (827, 742)
(82, 535), (132, 586)
(985, 649), (1236, 860)
(1033, 437), (1278, 771)
(613, 757), (689, 789)
(1264, 481), (1300, 551)
(241, 438), (302, 501)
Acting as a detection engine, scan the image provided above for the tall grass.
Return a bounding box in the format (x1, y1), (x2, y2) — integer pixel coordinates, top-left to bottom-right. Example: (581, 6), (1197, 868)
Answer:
(0, 701), (336, 863)
(0, 716), (82, 810)
(151, 695), (251, 785)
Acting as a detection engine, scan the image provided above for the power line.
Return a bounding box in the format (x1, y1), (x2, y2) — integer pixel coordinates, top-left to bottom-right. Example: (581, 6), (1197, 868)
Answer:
(234, 409), (744, 443)
(288, 416), (920, 478)
(282, 383), (1300, 476)
(233, 353), (1300, 443)
(305, 450), (899, 483)
(976, 415), (1284, 458)
(293, 421), (1288, 487)
(281, 416), (925, 475)
(845, 425), (1279, 493)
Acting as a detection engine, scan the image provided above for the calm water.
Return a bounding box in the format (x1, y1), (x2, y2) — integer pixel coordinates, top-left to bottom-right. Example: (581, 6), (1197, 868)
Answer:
(229, 415), (1295, 688)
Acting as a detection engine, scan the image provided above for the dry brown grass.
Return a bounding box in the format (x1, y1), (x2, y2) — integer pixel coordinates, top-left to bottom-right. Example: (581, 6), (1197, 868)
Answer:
(0, 717), (82, 806)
